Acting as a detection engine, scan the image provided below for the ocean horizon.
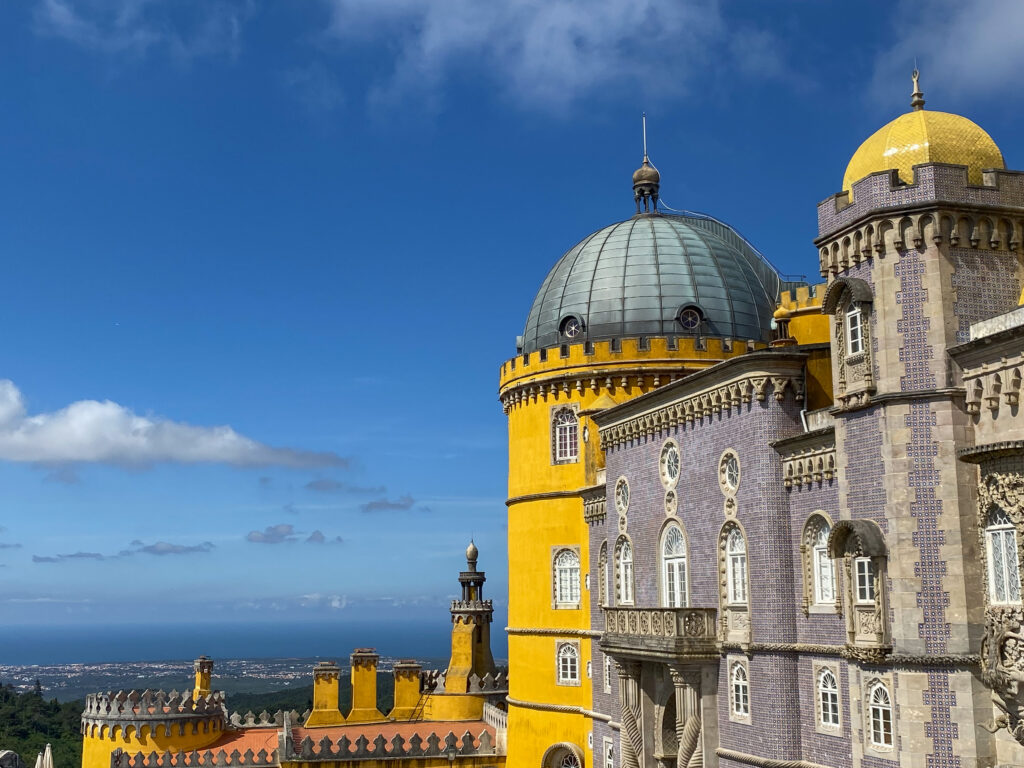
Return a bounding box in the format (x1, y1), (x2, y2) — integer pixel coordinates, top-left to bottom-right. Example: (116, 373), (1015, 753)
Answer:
(0, 619), (502, 666)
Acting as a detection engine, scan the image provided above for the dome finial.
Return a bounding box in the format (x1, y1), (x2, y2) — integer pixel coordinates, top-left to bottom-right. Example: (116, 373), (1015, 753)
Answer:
(466, 538), (479, 570)
(632, 113), (660, 214)
(911, 67), (925, 111)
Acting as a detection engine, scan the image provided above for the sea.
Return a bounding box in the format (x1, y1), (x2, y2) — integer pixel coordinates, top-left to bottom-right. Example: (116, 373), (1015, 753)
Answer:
(0, 619), (487, 665)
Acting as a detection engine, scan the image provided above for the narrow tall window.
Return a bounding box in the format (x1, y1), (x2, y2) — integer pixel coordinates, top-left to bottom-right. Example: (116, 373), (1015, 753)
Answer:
(617, 540), (634, 605)
(598, 541), (609, 607)
(554, 549), (581, 606)
(552, 408), (579, 463)
(730, 663), (749, 717)
(818, 669), (839, 728)
(603, 738), (614, 768)
(603, 654), (613, 694)
(868, 682), (893, 747)
(846, 306), (863, 355)
(987, 506), (1022, 604)
(662, 525), (688, 608)
(813, 523), (836, 604)
(855, 557), (875, 604)
(557, 643), (579, 685)
(726, 528), (748, 605)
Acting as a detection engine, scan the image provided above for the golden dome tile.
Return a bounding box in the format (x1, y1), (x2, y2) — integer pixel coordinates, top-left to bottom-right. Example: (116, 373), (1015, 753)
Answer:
(842, 109), (1004, 195)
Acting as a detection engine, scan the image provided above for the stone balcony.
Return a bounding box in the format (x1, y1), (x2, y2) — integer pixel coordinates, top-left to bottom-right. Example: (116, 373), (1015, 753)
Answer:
(600, 607), (718, 661)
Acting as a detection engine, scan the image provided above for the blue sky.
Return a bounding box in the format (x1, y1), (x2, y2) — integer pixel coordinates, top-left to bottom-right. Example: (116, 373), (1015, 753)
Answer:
(0, 0), (1021, 646)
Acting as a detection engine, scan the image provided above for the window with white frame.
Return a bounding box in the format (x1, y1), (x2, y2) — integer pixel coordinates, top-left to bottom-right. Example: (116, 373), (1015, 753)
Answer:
(616, 539), (634, 605)
(662, 524), (688, 608)
(604, 654), (613, 694)
(599, 541), (608, 607)
(986, 506), (1022, 604)
(855, 557), (875, 604)
(726, 527), (748, 605)
(846, 306), (864, 356)
(552, 408), (579, 463)
(553, 548), (581, 606)
(730, 662), (749, 717)
(557, 643), (580, 685)
(812, 522), (836, 604)
(603, 737), (614, 768)
(817, 668), (840, 728)
(868, 681), (893, 748)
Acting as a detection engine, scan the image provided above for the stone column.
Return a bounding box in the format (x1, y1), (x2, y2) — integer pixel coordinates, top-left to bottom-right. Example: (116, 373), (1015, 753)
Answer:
(617, 661), (643, 768)
(669, 665), (702, 768)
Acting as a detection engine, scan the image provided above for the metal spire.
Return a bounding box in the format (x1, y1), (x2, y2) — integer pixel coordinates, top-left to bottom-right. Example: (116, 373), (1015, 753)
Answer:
(642, 112), (648, 159)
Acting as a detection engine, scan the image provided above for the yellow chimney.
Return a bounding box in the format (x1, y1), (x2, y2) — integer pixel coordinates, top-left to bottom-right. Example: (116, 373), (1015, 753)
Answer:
(304, 661), (346, 727)
(347, 649), (385, 723)
(390, 660), (422, 721)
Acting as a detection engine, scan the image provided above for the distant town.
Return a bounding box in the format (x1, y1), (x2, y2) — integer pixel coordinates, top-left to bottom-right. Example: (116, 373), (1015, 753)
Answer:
(0, 656), (447, 703)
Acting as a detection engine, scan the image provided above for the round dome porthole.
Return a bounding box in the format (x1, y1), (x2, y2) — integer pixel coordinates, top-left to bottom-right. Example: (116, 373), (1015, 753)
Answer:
(560, 316), (584, 339)
(677, 306), (703, 333)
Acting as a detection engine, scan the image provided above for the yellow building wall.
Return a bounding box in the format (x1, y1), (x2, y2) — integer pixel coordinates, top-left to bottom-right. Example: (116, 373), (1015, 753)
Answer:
(500, 337), (752, 767)
(82, 720), (225, 768)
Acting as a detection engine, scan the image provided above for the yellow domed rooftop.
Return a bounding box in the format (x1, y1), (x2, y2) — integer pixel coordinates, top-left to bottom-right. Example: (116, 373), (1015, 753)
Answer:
(842, 71), (1004, 195)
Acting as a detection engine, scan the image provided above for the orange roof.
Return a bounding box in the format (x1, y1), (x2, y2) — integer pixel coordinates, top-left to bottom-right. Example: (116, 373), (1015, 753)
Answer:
(292, 720), (493, 751)
(207, 728), (279, 754)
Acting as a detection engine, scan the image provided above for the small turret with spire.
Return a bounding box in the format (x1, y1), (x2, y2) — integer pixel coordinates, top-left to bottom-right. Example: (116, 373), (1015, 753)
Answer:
(633, 113), (660, 214)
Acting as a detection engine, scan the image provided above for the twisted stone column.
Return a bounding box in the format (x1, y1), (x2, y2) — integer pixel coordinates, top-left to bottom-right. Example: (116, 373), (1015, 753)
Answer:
(617, 661), (643, 768)
(670, 666), (702, 768)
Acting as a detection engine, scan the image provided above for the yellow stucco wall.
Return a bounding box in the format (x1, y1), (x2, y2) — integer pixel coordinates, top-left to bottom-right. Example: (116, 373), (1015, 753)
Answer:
(500, 337), (750, 766)
(82, 719), (226, 768)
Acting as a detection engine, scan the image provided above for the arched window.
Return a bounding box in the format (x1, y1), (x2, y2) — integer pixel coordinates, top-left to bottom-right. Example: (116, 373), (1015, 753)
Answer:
(726, 528), (748, 605)
(616, 539), (634, 605)
(553, 549), (581, 607)
(986, 506), (1022, 604)
(730, 662), (749, 716)
(868, 682), (893, 747)
(598, 541), (608, 607)
(811, 520), (835, 605)
(557, 643), (579, 685)
(817, 669), (839, 728)
(552, 408), (579, 464)
(662, 524), (688, 608)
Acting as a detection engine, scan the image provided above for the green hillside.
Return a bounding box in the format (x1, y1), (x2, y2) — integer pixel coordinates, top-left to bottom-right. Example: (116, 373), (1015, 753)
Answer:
(0, 683), (82, 768)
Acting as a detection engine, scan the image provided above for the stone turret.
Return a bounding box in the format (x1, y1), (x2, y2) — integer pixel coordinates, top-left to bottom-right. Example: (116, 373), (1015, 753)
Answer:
(445, 541), (496, 694)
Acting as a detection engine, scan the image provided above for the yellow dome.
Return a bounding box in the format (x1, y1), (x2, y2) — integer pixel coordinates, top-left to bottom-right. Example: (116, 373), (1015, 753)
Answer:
(842, 109), (1004, 194)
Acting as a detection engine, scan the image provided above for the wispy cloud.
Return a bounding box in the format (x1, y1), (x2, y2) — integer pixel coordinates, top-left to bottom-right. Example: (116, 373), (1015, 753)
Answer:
(0, 379), (345, 469)
(33, 539), (215, 562)
(306, 530), (344, 544)
(0, 543), (22, 550)
(360, 494), (418, 513)
(870, 0), (1024, 108)
(33, 0), (253, 61)
(321, 0), (792, 112)
(130, 540), (215, 555)
(247, 523), (298, 544)
(305, 478), (386, 494)
(281, 64), (346, 114)
(42, 466), (81, 485)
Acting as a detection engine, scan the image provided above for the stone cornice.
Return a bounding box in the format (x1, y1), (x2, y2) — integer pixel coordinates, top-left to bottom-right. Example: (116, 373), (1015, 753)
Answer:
(506, 488), (587, 507)
(594, 353), (807, 450)
(505, 626), (601, 638)
(958, 440), (1024, 463)
(770, 426), (835, 455)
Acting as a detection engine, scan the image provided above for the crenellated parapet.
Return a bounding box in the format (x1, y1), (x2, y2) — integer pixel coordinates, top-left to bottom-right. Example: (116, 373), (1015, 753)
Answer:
(288, 729), (496, 761)
(110, 747), (276, 768)
(499, 336), (766, 414)
(816, 165), (1024, 276)
(419, 668), (508, 695)
(83, 691), (227, 738)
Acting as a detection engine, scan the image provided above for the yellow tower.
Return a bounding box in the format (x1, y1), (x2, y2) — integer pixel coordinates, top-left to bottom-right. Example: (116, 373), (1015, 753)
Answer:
(499, 147), (788, 766)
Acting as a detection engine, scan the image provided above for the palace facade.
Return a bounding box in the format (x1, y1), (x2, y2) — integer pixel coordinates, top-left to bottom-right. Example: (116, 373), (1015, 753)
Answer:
(500, 73), (1024, 768)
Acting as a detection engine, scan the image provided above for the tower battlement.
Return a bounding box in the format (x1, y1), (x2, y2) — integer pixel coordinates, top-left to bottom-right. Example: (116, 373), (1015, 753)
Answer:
(83, 690), (227, 724)
(818, 163), (1024, 240)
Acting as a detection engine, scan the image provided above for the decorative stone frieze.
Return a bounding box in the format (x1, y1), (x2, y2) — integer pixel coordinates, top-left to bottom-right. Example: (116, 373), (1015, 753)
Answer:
(582, 484), (607, 525)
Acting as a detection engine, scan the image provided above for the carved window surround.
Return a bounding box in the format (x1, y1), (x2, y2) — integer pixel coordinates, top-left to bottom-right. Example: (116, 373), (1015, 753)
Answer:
(828, 519), (890, 663)
(822, 277), (875, 411)
(977, 472), (1024, 746)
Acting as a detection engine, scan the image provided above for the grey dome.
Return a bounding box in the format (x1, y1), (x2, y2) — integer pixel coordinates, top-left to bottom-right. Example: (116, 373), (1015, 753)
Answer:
(520, 213), (785, 354)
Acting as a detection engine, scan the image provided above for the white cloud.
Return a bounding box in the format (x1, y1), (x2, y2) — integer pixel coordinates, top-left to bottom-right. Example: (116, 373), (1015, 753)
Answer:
(321, 0), (789, 111)
(871, 0), (1024, 107)
(0, 379), (345, 468)
(34, 0), (251, 60)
